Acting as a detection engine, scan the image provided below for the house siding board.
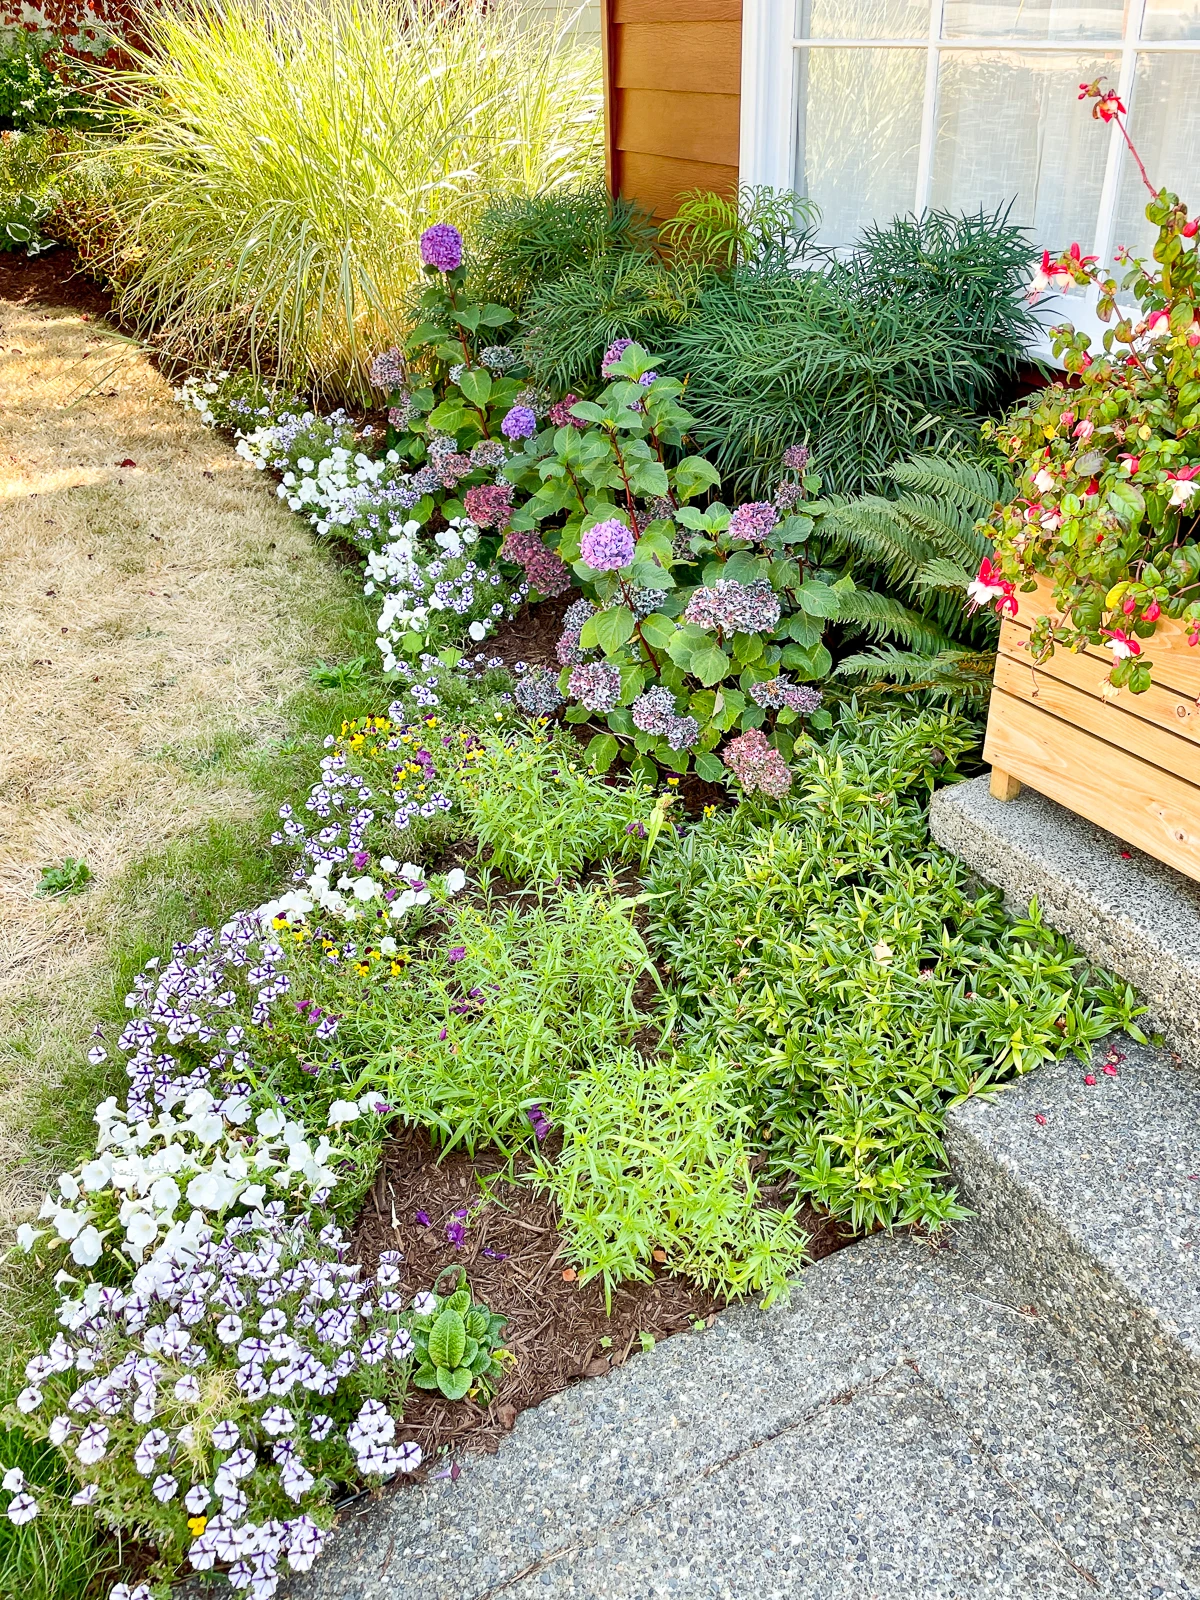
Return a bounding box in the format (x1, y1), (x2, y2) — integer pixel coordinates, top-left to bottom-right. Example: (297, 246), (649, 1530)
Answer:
(603, 0), (743, 216)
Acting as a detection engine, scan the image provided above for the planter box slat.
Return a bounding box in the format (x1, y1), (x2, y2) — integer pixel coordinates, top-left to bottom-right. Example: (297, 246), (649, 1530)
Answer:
(983, 688), (1200, 879)
(984, 574), (1200, 882)
(994, 642), (1200, 758)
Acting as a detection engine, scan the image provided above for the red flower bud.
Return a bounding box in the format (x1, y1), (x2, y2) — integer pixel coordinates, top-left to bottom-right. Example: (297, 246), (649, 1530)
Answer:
(1183, 218), (1199, 238)
(1143, 601), (1161, 621)
(1122, 594), (1138, 614)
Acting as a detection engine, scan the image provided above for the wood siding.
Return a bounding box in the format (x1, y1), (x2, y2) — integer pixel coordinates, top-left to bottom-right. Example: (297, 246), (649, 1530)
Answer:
(983, 574), (1200, 882)
(602, 0), (742, 218)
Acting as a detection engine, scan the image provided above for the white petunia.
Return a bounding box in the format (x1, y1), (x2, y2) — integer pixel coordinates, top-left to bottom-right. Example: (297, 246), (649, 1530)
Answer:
(327, 1100), (359, 1128)
(6, 1492), (37, 1525)
(444, 868), (467, 895)
(2, 1468), (24, 1493)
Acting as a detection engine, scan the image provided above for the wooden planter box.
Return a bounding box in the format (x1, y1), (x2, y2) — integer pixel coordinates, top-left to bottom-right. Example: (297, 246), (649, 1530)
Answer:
(984, 573), (1200, 882)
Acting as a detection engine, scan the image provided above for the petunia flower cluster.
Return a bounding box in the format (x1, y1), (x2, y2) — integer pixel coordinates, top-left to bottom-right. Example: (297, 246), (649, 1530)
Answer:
(5, 1207), (433, 1598)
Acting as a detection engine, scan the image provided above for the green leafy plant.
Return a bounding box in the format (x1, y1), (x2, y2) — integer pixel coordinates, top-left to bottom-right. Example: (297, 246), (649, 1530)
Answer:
(34, 858), (91, 897)
(467, 180), (656, 315)
(658, 184), (818, 272)
(91, 0), (603, 395)
(409, 1267), (509, 1400)
(459, 728), (668, 881)
(825, 451), (1009, 700)
(0, 37), (93, 132)
(535, 1051), (809, 1308)
(0, 187), (55, 254)
(310, 655), (368, 690)
(643, 706), (1146, 1231)
(982, 81), (1200, 692)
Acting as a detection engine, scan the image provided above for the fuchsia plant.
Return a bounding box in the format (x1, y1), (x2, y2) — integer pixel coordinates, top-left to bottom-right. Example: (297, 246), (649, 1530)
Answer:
(979, 79), (1200, 692)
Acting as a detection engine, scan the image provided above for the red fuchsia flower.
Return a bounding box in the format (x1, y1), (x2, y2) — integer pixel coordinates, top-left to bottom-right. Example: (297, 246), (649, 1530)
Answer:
(1166, 465), (1200, 508)
(967, 557), (1018, 616)
(1084, 1073), (1097, 1085)
(1118, 453), (1141, 474)
(1079, 79), (1126, 121)
(1143, 600), (1162, 622)
(1183, 218), (1200, 238)
(1102, 1063), (1119, 1077)
(1060, 410), (1075, 429)
(1146, 309), (1171, 340)
(1122, 594), (1139, 615)
(1034, 1113), (1048, 1126)
(1102, 628), (1142, 660)
(1073, 418), (1095, 441)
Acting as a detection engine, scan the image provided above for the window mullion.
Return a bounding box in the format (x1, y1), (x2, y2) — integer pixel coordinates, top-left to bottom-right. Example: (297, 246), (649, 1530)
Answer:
(914, 0), (946, 215)
(1091, 0), (1148, 277)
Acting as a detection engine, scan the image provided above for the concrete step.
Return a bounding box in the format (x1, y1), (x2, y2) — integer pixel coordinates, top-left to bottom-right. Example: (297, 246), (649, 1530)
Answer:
(286, 1233), (1199, 1600)
(929, 775), (1200, 1060)
(945, 1038), (1200, 1473)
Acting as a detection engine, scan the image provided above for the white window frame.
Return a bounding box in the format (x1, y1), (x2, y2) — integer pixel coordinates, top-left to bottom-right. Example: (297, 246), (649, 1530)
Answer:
(738, 0), (1200, 361)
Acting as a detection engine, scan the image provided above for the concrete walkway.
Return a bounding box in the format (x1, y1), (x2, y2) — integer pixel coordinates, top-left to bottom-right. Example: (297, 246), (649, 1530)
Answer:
(288, 1228), (1198, 1600)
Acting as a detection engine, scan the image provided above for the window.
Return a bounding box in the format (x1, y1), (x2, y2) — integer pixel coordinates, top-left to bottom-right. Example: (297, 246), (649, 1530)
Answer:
(739, 1), (1200, 353)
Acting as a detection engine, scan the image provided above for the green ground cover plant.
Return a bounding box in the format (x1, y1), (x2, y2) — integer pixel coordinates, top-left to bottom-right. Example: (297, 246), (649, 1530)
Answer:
(643, 706), (1145, 1231)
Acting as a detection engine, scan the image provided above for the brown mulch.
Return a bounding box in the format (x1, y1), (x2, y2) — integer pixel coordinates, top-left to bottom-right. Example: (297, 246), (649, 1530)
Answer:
(0, 244), (114, 319)
(351, 1126), (855, 1467)
(485, 590), (576, 670)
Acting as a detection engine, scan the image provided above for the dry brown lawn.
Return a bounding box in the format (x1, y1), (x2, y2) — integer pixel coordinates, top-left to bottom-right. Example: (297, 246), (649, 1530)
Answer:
(0, 293), (351, 1224)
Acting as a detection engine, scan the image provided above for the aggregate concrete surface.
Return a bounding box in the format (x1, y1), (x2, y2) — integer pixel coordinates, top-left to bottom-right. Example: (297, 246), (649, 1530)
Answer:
(286, 1235), (1199, 1600)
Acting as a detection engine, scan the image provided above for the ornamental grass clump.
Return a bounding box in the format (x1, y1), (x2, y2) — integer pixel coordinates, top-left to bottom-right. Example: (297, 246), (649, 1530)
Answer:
(92, 0), (603, 395)
(978, 81), (1200, 693)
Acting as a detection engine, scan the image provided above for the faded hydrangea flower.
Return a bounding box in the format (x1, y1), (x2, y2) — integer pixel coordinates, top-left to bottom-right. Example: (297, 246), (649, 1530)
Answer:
(748, 678), (823, 714)
(601, 337), (633, 377)
(683, 579), (780, 636)
(480, 345), (519, 373)
(548, 393), (581, 428)
(722, 728), (792, 799)
(463, 483), (514, 530)
(513, 667), (563, 718)
(369, 349), (406, 390)
(728, 502), (778, 542)
(568, 662), (622, 712)
(500, 530), (572, 598)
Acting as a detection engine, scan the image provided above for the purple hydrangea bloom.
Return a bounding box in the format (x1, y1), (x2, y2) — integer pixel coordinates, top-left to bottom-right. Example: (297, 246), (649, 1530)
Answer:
(601, 337), (633, 377)
(683, 578), (781, 636)
(419, 223), (463, 273)
(501, 405), (537, 441)
(580, 519), (634, 572)
(783, 443), (810, 471)
(728, 501), (778, 542)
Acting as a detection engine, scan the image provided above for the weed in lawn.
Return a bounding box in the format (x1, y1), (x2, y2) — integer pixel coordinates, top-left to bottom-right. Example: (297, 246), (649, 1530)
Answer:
(33, 858), (90, 899)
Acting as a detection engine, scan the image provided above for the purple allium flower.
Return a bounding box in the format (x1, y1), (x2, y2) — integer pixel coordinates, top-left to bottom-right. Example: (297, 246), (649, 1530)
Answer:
(580, 518), (634, 572)
(748, 678), (823, 714)
(601, 337), (633, 377)
(728, 501), (778, 542)
(500, 405), (537, 441)
(419, 223), (463, 273)
(568, 661), (622, 712)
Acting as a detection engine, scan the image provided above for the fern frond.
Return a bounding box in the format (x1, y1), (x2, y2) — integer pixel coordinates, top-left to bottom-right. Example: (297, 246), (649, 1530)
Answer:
(916, 555), (976, 591)
(835, 590), (955, 655)
(834, 644), (997, 702)
(889, 452), (1008, 511)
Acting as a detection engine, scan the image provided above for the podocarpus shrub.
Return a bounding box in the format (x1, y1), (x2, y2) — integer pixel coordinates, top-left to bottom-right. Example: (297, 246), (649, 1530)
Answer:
(91, 0), (603, 396)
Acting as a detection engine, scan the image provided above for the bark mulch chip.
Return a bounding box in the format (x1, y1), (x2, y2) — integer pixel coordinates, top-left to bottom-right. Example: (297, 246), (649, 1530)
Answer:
(0, 244), (115, 319)
(351, 1126), (856, 1470)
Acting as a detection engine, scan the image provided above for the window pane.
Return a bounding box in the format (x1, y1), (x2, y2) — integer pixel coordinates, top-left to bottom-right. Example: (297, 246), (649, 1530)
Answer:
(1140, 0), (1200, 39)
(942, 1), (1127, 39)
(796, 0), (928, 38)
(931, 50), (1119, 251)
(1112, 52), (1200, 259)
(794, 48), (925, 244)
